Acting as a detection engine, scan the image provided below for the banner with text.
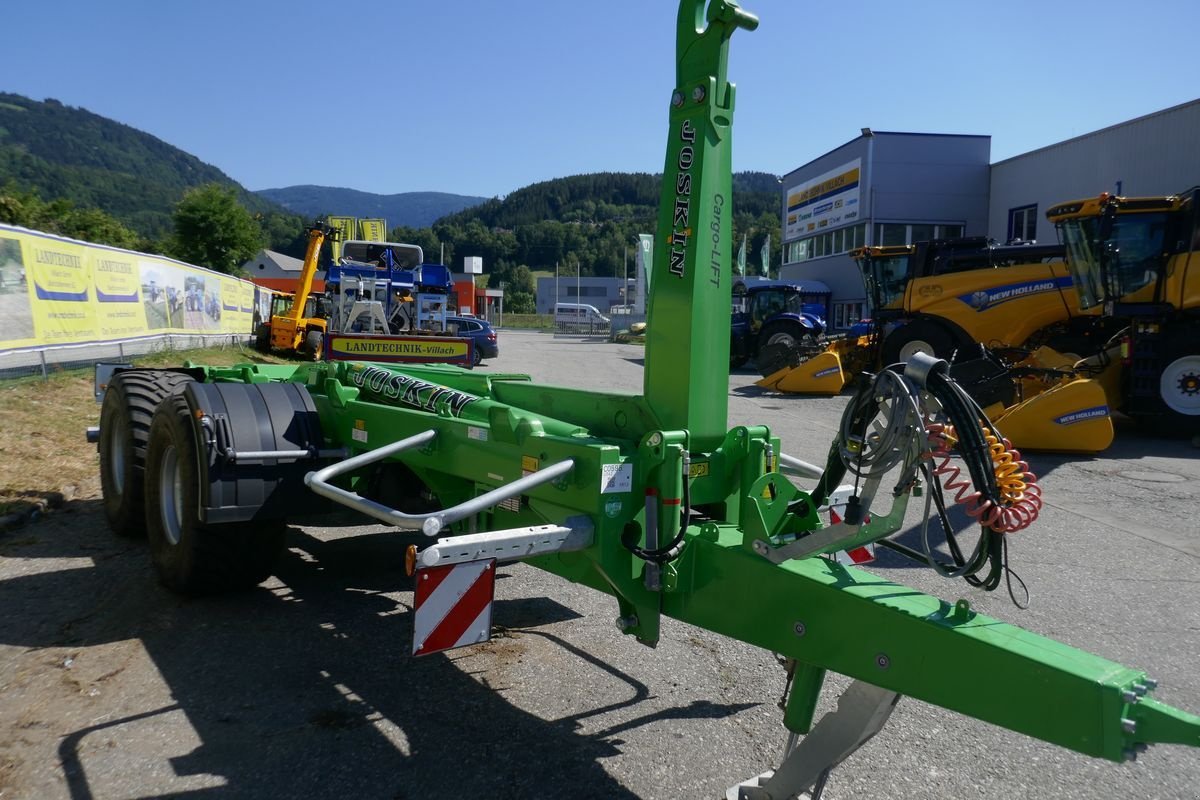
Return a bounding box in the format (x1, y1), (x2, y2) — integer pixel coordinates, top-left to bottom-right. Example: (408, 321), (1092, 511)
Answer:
(785, 158), (861, 239)
(0, 224), (262, 353)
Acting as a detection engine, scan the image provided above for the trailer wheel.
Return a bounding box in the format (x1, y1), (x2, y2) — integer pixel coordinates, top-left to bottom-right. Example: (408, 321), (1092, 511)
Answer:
(304, 329), (324, 361)
(881, 320), (961, 367)
(99, 370), (195, 538)
(144, 394), (286, 595)
(1153, 350), (1200, 435)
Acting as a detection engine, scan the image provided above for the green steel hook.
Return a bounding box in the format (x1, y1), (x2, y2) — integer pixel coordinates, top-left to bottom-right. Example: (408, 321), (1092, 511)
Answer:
(675, 0), (759, 104)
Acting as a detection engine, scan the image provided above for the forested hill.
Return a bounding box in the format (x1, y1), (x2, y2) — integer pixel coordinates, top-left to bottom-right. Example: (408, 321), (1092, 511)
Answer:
(401, 171), (783, 292)
(256, 186), (488, 229)
(442, 171), (781, 229)
(0, 92), (277, 237)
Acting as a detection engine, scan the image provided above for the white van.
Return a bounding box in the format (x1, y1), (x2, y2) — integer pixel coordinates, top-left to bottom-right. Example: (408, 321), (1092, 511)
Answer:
(554, 302), (610, 330)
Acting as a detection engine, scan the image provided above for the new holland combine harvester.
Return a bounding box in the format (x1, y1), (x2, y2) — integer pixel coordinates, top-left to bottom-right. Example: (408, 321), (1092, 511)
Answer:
(755, 237), (1119, 453)
(93, 3), (1198, 797)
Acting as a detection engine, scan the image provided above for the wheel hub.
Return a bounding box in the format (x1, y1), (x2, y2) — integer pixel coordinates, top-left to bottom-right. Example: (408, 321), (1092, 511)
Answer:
(897, 339), (934, 364)
(159, 444), (184, 546)
(1160, 355), (1200, 415)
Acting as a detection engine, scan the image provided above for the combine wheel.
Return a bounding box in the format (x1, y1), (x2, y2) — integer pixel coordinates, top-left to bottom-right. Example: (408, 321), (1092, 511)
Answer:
(304, 329), (324, 361)
(880, 320), (960, 367)
(143, 394), (286, 595)
(1153, 350), (1200, 435)
(98, 370), (195, 538)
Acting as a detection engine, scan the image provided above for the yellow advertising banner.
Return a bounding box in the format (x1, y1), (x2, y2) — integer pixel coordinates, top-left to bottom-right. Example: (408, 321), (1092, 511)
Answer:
(358, 219), (388, 242)
(326, 216), (356, 263)
(0, 225), (262, 353)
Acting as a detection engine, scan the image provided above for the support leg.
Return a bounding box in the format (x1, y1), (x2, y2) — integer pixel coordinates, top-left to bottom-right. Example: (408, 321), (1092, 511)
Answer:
(728, 680), (900, 800)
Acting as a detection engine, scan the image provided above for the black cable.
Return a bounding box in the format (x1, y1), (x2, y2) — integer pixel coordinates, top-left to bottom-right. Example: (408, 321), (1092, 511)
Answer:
(626, 453), (693, 564)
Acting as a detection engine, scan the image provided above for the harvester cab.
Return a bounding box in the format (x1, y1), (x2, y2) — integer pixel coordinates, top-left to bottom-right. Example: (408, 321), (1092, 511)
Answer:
(92, 3), (1200, 797)
(1049, 187), (1200, 432)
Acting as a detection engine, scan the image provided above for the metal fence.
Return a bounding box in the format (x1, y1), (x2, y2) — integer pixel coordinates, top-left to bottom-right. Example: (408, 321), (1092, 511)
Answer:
(0, 333), (253, 381)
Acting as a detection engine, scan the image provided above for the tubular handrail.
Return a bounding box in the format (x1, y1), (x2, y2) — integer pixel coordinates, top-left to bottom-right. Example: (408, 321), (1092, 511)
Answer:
(779, 452), (823, 480)
(304, 429), (575, 535)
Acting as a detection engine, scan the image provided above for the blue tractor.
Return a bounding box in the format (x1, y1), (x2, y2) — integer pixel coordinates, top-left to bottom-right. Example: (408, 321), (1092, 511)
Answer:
(729, 280), (829, 371)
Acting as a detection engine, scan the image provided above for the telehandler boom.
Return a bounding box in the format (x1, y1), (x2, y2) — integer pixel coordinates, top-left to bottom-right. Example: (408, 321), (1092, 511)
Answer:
(94, 3), (1199, 797)
(257, 222), (338, 359)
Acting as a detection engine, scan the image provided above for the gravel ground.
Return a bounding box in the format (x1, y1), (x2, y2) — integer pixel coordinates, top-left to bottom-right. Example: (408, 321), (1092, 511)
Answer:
(1, 330), (1197, 800)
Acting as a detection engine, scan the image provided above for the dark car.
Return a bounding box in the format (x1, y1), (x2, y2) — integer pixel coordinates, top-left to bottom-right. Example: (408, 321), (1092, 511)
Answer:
(447, 316), (499, 366)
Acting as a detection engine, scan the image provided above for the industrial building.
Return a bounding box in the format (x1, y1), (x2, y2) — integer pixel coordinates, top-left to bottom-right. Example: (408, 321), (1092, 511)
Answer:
(779, 98), (1200, 330)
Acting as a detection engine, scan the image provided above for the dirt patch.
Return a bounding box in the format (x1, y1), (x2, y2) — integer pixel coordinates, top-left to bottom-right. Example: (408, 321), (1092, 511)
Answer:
(0, 345), (294, 518)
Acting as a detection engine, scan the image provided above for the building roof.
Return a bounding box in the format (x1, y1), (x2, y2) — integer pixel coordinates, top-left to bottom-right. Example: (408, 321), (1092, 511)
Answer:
(242, 249), (305, 277)
(783, 130), (990, 179)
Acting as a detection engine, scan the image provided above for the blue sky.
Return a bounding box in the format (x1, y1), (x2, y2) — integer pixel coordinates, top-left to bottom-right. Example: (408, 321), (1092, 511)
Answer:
(4, 1), (1198, 199)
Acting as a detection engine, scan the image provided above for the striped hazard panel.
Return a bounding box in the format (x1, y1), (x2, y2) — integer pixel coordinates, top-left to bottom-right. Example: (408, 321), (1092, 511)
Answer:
(412, 559), (496, 656)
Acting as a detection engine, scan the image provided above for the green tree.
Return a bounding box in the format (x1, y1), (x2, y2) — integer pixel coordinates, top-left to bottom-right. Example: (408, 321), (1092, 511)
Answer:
(502, 264), (537, 313)
(0, 182), (141, 249)
(169, 183), (263, 274)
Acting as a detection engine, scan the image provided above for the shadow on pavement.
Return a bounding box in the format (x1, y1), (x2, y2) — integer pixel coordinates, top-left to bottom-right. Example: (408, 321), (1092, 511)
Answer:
(0, 512), (755, 800)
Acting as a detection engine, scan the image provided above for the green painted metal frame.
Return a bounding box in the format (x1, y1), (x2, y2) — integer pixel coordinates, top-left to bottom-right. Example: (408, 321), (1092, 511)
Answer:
(178, 0), (1200, 770)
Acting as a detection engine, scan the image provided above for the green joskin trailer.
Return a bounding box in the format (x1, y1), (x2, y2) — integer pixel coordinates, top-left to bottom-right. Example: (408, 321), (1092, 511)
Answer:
(93, 3), (1199, 797)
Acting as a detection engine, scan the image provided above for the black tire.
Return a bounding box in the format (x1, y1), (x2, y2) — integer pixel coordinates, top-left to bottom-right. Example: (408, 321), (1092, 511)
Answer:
(759, 321), (813, 352)
(254, 323), (271, 353)
(304, 329), (324, 361)
(99, 370), (195, 538)
(144, 394), (286, 595)
(472, 346), (483, 367)
(880, 319), (960, 367)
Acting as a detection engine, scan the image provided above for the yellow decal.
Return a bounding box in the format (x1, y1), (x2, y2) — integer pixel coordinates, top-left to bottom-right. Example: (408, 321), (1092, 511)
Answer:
(689, 461), (710, 478)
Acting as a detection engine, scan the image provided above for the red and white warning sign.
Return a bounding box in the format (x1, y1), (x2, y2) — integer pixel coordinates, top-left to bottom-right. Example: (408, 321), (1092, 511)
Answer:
(412, 559), (496, 656)
(822, 485), (876, 566)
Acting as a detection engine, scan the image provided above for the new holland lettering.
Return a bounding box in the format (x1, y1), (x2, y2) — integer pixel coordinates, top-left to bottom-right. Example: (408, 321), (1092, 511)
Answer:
(351, 365), (479, 417)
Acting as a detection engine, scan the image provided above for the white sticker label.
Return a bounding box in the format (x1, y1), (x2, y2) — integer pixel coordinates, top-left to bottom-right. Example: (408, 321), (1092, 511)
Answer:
(600, 463), (633, 494)
(352, 428), (368, 443)
(467, 426), (488, 442)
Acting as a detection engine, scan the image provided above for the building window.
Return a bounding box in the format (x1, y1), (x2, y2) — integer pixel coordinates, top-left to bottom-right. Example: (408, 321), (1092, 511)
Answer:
(871, 222), (965, 247)
(832, 301), (864, 329)
(1008, 205), (1038, 243)
(783, 223), (867, 264)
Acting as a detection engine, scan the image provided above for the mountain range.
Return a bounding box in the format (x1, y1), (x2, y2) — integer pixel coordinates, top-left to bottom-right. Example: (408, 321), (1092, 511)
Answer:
(0, 92), (781, 278)
(256, 185), (488, 229)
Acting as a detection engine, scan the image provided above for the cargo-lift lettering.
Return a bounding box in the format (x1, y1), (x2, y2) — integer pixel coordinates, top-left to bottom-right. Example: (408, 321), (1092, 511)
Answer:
(669, 119), (697, 278)
(351, 364), (478, 417)
(709, 193), (724, 287)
